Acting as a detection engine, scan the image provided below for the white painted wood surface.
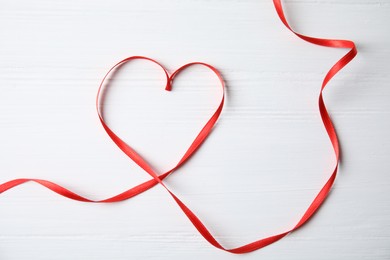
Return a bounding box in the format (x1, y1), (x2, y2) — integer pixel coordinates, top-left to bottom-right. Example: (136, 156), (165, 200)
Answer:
(0, 0), (389, 259)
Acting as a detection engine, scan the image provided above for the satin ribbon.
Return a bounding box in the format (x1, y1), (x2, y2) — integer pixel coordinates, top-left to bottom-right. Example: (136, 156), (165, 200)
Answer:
(0, 0), (357, 253)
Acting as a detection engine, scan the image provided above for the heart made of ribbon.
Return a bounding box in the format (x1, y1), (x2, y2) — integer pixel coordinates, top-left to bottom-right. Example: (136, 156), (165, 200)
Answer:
(96, 56), (226, 202)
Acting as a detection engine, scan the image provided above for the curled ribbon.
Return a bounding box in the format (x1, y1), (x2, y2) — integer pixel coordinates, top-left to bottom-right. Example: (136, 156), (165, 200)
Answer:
(0, 0), (357, 254)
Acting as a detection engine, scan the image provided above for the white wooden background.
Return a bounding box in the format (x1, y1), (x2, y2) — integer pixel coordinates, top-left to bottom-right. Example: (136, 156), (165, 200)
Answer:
(0, 0), (389, 259)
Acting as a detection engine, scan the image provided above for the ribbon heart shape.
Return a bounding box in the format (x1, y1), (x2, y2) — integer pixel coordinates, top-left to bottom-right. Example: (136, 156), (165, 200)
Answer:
(0, 56), (226, 202)
(96, 56), (226, 202)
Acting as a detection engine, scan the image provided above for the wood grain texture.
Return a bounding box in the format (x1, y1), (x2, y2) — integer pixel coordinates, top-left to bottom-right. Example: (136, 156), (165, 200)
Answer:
(0, 0), (389, 259)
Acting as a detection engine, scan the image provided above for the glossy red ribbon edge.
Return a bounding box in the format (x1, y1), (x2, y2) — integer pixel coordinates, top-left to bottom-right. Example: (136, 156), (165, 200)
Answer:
(0, 0), (357, 254)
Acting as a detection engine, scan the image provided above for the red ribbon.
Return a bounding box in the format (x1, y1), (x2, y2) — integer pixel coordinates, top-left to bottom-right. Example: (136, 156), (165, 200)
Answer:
(0, 0), (357, 253)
